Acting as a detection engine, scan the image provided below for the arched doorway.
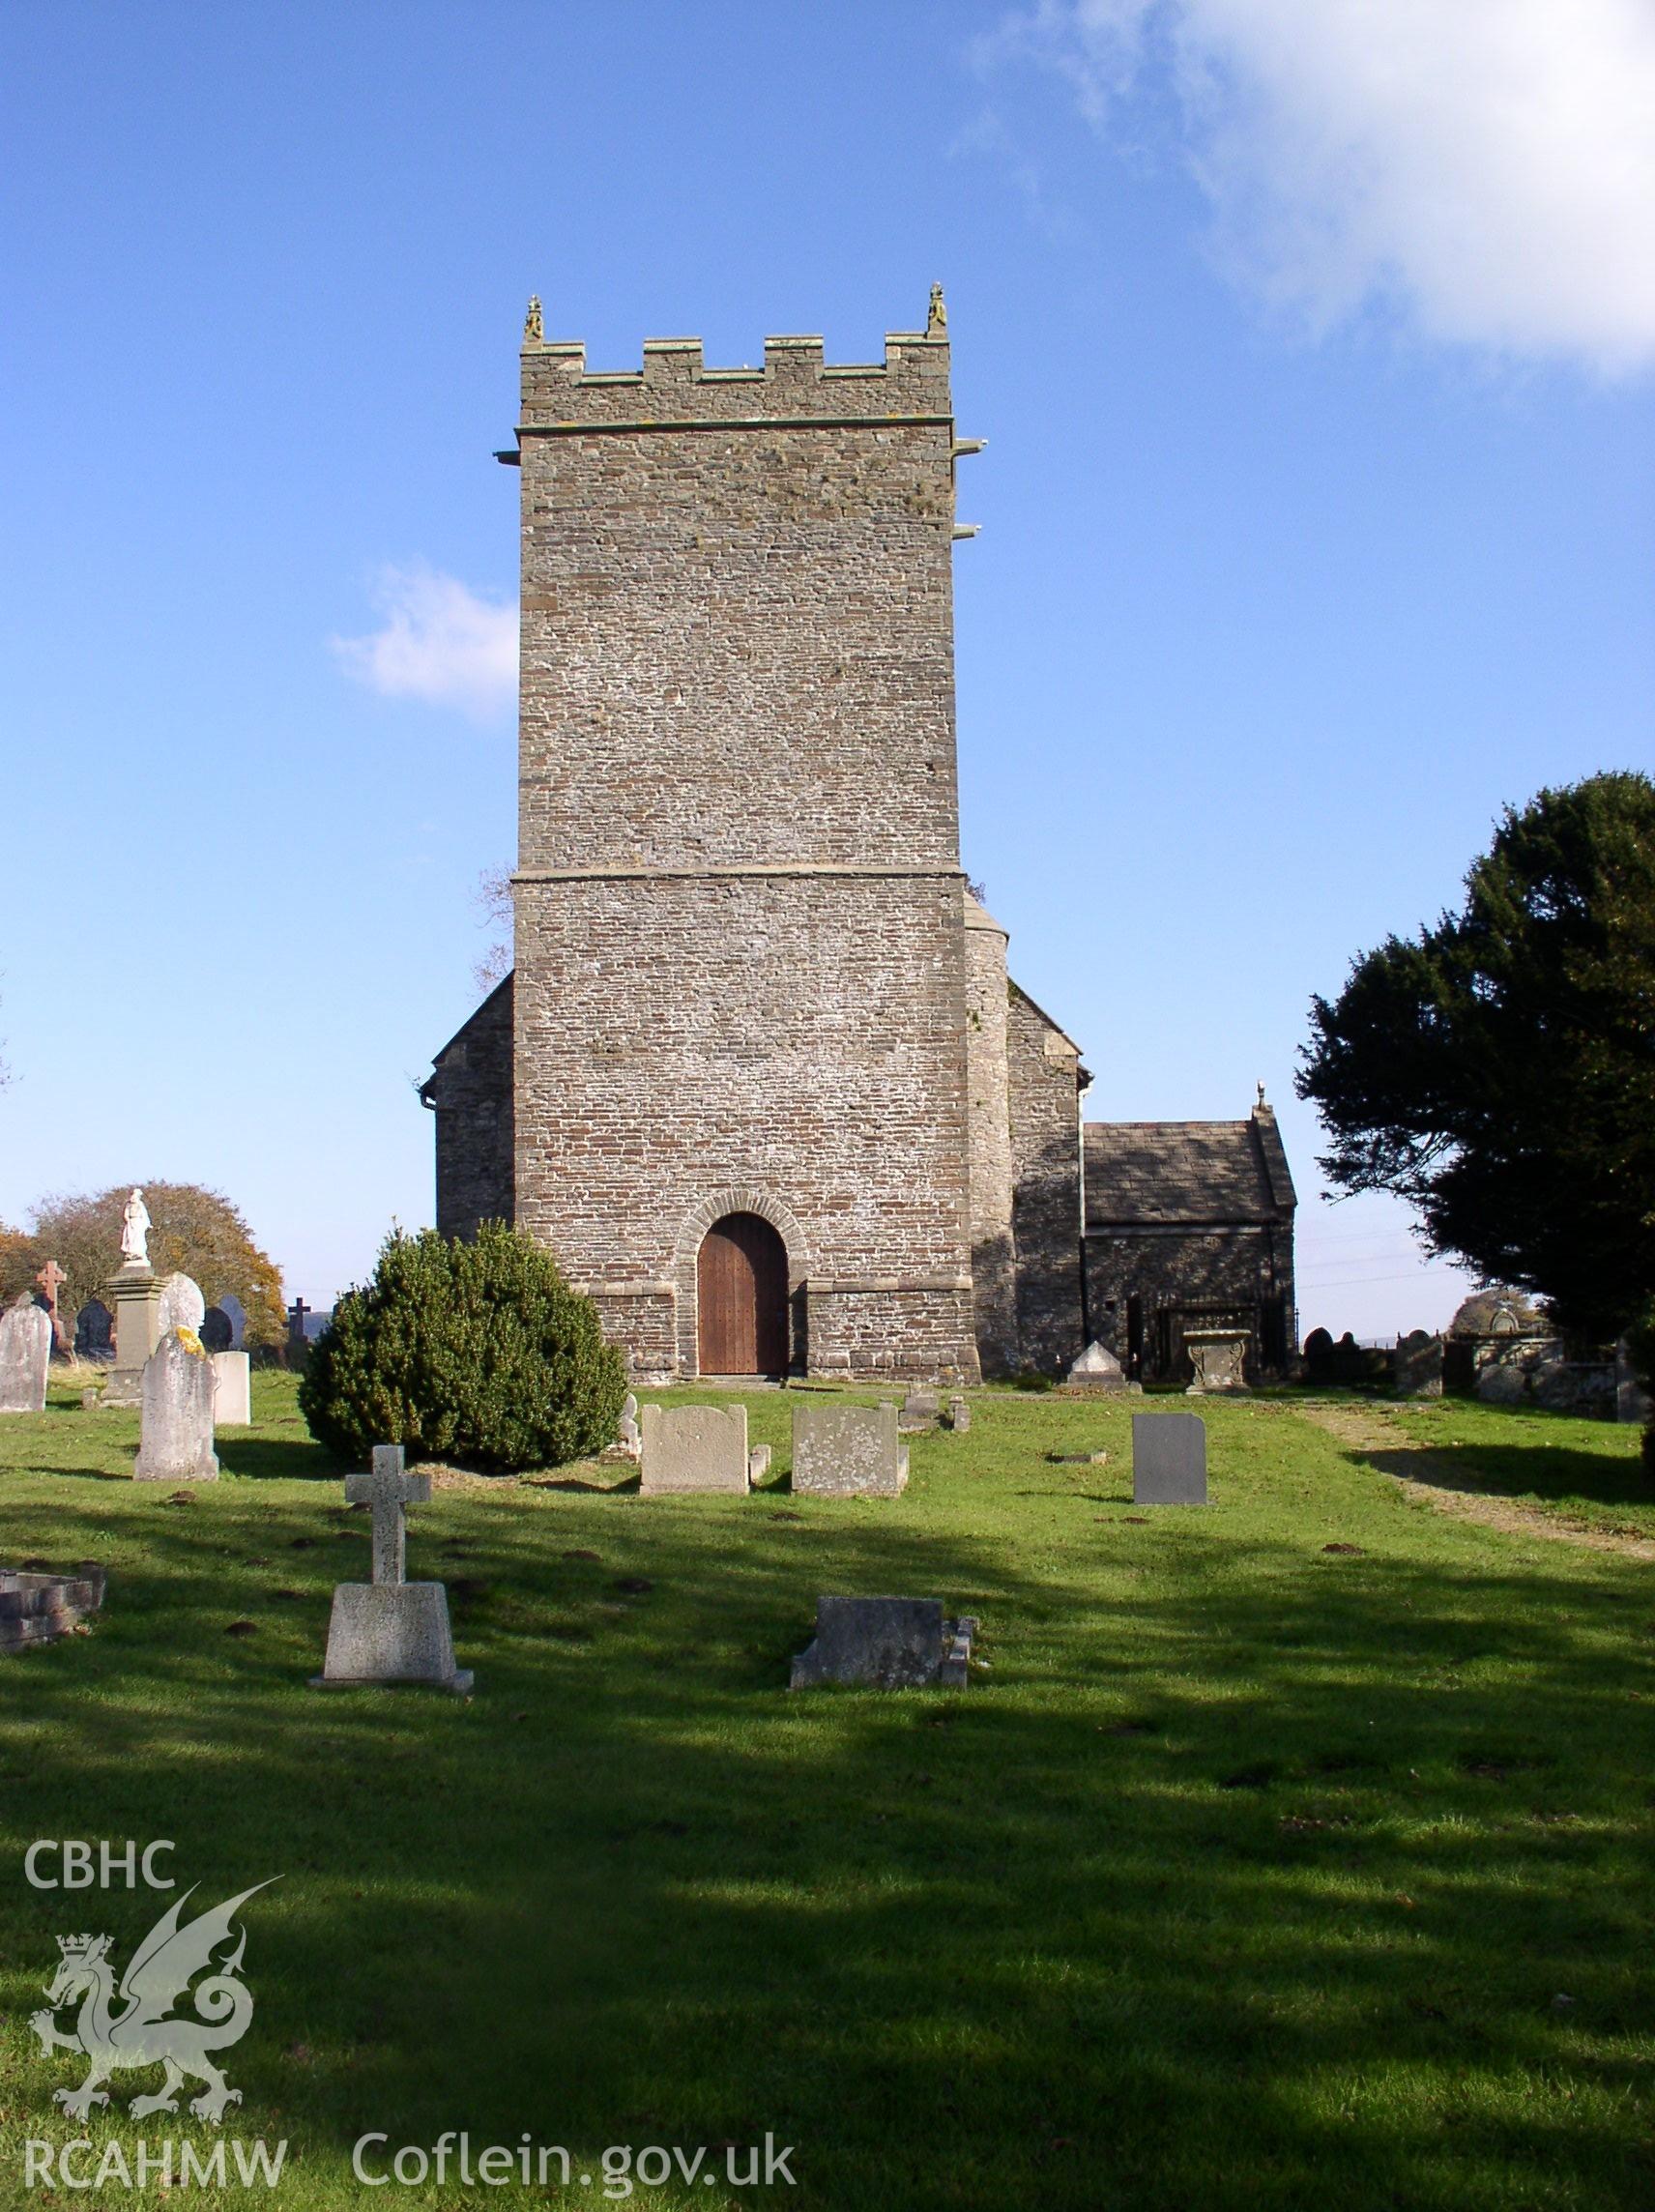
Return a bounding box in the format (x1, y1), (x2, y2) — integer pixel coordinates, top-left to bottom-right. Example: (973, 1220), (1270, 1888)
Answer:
(697, 1212), (789, 1376)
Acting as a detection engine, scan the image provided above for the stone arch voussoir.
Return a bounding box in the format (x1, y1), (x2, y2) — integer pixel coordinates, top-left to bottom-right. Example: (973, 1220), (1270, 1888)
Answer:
(672, 1188), (812, 1377)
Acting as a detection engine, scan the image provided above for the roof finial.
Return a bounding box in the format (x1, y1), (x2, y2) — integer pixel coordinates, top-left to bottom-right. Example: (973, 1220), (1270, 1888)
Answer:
(926, 281), (947, 338)
(523, 295), (543, 344)
(1256, 1081), (1268, 1110)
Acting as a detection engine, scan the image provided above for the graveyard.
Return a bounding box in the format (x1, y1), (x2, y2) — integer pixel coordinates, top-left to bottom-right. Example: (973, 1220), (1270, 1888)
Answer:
(2, 1369), (1649, 2210)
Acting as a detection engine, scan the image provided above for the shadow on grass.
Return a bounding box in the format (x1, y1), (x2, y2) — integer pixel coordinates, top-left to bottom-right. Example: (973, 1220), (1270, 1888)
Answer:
(2, 1473), (1651, 2209)
(521, 1469), (641, 1495)
(1334, 1434), (1653, 1534)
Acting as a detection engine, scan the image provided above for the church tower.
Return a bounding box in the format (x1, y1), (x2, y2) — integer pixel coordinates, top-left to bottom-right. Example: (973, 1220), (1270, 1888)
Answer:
(502, 294), (982, 1381)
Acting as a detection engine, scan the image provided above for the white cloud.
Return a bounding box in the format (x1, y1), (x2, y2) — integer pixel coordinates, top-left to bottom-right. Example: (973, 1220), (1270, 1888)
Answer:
(977, 0), (1655, 374)
(333, 566), (517, 720)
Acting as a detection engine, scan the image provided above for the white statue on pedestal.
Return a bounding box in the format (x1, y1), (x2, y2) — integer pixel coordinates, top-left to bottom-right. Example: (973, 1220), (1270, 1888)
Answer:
(120, 1188), (151, 1267)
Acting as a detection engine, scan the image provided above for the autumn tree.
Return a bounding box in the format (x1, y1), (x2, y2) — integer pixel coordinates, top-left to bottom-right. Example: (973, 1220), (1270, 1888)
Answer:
(0, 1183), (286, 1345)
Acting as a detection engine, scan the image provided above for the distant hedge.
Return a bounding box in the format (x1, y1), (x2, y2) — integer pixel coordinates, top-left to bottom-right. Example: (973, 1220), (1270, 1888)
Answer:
(299, 1223), (625, 1472)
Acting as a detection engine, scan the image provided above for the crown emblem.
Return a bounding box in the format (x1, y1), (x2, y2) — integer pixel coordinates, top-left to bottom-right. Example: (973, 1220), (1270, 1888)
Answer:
(56, 1933), (109, 1964)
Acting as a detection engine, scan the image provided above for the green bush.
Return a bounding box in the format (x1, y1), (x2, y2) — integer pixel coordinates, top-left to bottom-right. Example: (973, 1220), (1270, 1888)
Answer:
(299, 1223), (626, 1472)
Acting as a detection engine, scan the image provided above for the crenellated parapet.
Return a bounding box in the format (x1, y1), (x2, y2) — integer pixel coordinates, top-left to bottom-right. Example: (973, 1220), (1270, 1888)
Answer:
(518, 320), (953, 433)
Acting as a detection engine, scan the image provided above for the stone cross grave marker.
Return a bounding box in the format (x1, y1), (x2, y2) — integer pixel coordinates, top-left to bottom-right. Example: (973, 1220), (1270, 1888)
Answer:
(1131, 1412), (1207, 1505)
(0, 1296), (52, 1414)
(349, 1444), (430, 1585)
(34, 1262), (71, 1355)
(312, 1445), (472, 1694)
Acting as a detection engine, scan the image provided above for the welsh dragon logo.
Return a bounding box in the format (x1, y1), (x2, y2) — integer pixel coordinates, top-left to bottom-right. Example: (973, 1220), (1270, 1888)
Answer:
(31, 1881), (276, 2124)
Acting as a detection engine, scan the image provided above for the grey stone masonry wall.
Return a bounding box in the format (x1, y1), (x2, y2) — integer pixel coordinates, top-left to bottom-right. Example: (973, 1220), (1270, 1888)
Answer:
(1006, 984), (1087, 1374)
(422, 975), (515, 1238)
(1083, 1226), (1292, 1382)
(508, 316), (980, 1382)
(1083, 1102), (1296, 1382)
(964, 897), (1019, 1377)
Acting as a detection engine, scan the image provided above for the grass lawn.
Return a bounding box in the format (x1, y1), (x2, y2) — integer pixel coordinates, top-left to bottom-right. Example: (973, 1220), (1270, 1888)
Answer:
(1, 1375), (1650, 2209)
(1330, 1392), (1655, 1545)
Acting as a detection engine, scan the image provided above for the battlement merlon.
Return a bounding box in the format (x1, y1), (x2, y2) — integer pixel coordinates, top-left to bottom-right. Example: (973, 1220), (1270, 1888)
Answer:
(514, 328), (954, 433)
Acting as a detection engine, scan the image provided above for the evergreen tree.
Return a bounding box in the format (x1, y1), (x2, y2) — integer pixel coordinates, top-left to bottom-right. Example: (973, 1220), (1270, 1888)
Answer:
(1298, 771), (1655, 1341)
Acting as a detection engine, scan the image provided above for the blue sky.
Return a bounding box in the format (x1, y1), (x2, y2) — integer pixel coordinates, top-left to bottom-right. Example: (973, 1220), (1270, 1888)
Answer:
(3, 1), (1651, 1337)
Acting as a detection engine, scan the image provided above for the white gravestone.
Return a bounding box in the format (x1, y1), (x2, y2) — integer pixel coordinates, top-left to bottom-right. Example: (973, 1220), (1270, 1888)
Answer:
(211, 1351), (252, 1426)
(639, 1404), (749, 1495)
(1067, 1340), (1128, 1391)
(792, 1401), (909, 1498)
(0, 1297), (52, 1414)
(133, 1329), (220, 1481)
(311, 1445), (472, 1693)
(156, 1272), (207, 1337)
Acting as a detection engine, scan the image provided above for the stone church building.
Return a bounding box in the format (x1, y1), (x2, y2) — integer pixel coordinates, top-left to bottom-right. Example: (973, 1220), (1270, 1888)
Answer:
(421, 296), (1295, 1384)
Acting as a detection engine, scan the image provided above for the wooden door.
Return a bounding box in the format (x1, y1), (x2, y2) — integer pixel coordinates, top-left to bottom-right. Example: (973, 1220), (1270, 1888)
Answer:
(697, 1213), (789, 1376)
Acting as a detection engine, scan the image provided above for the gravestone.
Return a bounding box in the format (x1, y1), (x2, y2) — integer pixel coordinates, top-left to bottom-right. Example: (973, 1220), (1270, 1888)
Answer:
(1475, 1353), (1526, 1407)
(0, 1297), (52, 1414)
(102, 1191), (161, 1408)
(34, 1261), (72, 1356)
(133, 1329), (220, 1481)
(199, 1306), (234, 1353)
(1393, 1329), (1444, 1398)
(1067, 1341), (1127, 1391)
(156, 1272), (206, 1337)
(790, 1596), (973, 1690)
(899, 1386), (940, 1434)
(102, 1266), (161, 1409)
(218, 1294), (247, 1350)
(286, 1299), (311, 1362)
(311, 1444), (472, 1693)
(1131, 1412), (1207, 1505)
(946, 1394), (971, 1433)
(599, 1392), (643, 1468)
(73, 1299), (114, 1363)
(748, 1443), (772, 1484)
(1615, 1339), (1652, 1426)
(792, 1401), (908, 1498)
(1183, 1328), (1249, 1394)
(211, 1351), (252, 1426)
(639, 1403), (749, 1495)
(0, 1564), (106, 1651)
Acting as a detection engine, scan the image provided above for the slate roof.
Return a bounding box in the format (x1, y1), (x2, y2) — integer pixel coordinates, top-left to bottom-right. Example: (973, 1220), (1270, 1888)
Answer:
(1083, 1112), (1296, 1229)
